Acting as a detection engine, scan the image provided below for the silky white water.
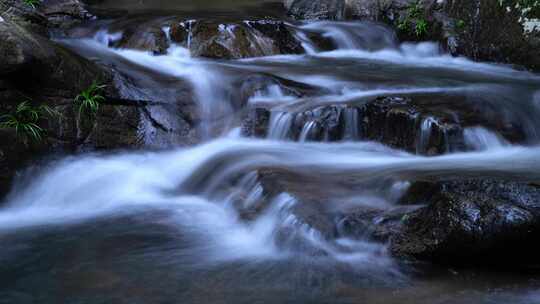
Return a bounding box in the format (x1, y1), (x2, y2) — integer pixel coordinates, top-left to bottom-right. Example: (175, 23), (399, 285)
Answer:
(19, 16), (540, 274)
(3, 15), (540, 304)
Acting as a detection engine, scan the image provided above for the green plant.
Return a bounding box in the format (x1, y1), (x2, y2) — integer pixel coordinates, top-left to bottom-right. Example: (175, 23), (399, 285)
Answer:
(456, 19), (466, 30)
(415, 19), (428, 37)
(0, 101), (57, 144)
(398, 1), (430, 38)
(23, 0), (41, 9)
(74, 82), (106, 117)
(408, 1), (423, 19)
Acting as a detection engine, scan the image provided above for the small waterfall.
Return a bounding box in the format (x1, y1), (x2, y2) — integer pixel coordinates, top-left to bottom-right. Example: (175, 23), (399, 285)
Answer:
(533, 90), (540, 109)
(268, 112), (294, 140)
(248, 84), (295, 105)
(218, 23), (237, 38)
(300, 21), (398, 51)
(162, 26), (171, 41)
(182, 19), (196, 49)
(299, 121), (317, 142)
(464, 127), (508, 150)
(291, 27), (318, 54)
(93, 29), (122, 46)
(243, 21), (278, 56)
(342, 107), (360, 140)
(227, 171), (265, 210)
(416, 117), (436, 154)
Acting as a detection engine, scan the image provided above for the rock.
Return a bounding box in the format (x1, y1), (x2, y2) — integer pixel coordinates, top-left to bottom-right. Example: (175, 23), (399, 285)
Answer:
(287, 0), (346, 20)
(0, 0), (49, 35)
(39, 0), (93, 29)
(117, 24), (169, 55)
(361, 96), (462, 155)
(337, 206), (419, 242)
(443, 0), (540, 71)
(0, 13), (108, 90)
(169, 19), (304, 59)
(242, 108), (271, 138)
(391, 179), (540, 266)
(1, 0), (93, 33)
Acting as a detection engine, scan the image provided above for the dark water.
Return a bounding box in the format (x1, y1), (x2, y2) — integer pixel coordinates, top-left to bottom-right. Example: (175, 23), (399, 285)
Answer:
(2, 2), (540, 304)
(1, 208), (539, 304)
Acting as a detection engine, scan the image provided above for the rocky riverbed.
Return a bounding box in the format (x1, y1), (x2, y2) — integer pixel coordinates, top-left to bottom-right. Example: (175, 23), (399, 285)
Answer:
(1, 0), (540, 303)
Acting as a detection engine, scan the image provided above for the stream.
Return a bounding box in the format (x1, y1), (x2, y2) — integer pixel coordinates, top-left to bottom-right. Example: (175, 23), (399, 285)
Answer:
(1, 1), (540, 303)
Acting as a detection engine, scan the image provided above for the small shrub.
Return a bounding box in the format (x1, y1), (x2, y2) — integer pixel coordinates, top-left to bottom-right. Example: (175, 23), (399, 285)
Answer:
(0, 101), (58, 145)
(74, 82), (106, 117)
(398, 1), (430, 38)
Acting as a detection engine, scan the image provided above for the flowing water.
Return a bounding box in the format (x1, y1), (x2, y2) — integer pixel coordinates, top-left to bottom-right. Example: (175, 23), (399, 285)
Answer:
(2, 1), (540, 303)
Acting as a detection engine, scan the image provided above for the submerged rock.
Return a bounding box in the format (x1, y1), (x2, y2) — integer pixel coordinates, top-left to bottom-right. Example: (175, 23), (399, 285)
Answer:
(391, 179), (540, 267)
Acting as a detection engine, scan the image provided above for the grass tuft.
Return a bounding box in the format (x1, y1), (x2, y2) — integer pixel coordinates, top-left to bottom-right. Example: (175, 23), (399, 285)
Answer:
(74, 81), (107, 117)
(0, 101), (58, 144)
(23, 0), (41, 9)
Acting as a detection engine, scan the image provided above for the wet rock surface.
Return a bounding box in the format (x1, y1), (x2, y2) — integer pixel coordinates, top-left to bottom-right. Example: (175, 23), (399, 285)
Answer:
(443, 0), (540, 71)
(169, 19), (304, 59)
(391, 179), (540, 267)
(337, 206), (417, 243)
(39, 0), (93, 29)
(116, 21), (169, 55)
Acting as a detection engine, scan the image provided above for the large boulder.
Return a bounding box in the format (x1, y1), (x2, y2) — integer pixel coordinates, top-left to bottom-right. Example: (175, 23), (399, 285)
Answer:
(391, 179), (540, 266)
(0, 5), (199, 198)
